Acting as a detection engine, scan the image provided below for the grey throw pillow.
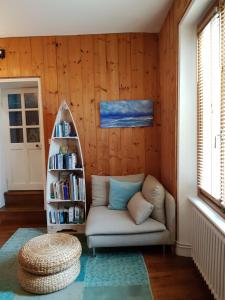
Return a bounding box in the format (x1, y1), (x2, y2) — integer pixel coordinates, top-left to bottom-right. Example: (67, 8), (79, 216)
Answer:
(127, 192), (154, 225)
(142, 175), (165, 224)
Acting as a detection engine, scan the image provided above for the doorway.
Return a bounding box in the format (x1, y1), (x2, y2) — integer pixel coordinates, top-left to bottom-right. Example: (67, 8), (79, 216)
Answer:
(0, 78), (45, 207)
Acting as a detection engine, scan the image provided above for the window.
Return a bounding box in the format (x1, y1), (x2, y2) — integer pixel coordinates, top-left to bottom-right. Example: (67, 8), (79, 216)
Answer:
(197, 2), (225, 208)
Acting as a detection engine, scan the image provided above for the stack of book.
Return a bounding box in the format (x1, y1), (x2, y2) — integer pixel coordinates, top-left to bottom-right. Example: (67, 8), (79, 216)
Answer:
(55, 121), (75, 137)
(49, 205), (85, 224)
(49, 153), (77, 169)
(69, 175), (85, 201)
(50, 174), (85, 201)
(50, 179), (70, 200)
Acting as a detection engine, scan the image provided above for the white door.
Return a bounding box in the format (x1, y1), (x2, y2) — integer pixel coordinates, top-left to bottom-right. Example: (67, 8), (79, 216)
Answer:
(2, 88), (44, 190)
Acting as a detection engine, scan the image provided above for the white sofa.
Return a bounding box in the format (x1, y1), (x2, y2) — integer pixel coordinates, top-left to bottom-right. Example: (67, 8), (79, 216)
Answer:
(85, 174), (175, 255)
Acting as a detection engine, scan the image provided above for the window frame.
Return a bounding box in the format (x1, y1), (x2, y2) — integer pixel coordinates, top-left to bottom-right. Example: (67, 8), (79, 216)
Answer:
(197, 0), (225, 213)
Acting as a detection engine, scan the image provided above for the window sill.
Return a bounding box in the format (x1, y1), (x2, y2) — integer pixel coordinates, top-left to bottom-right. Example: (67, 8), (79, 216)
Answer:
(189, 196), (225, 236)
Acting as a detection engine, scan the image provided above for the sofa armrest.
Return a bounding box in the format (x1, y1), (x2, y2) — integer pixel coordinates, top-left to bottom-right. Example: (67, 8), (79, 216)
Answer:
(165, 191), (176, 244)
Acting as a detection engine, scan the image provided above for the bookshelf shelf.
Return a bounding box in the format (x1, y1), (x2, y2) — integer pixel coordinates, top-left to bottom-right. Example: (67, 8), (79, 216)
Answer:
(48, 199), (85, 203)
(48, 168), (83, 172)
(52, 137), (79, 140)
(46, 101), (86, 233)
(47, 223), (85, 234)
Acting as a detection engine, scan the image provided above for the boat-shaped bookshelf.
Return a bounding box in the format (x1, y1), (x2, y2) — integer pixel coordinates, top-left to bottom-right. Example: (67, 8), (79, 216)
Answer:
(46, 101), (86, 233)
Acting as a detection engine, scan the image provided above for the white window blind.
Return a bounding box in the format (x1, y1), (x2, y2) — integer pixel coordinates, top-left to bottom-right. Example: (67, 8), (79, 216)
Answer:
(197, 2), (225, 207)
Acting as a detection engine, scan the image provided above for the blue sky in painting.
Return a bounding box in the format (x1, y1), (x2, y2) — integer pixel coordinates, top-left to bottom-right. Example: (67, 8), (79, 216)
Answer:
(100, 100), (153, 128)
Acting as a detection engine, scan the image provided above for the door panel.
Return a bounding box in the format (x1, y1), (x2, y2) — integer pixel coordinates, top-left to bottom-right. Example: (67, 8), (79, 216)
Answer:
(10, 149), (28, 186)
(28, 148), (43, 185)
(3, 88), (44, 190)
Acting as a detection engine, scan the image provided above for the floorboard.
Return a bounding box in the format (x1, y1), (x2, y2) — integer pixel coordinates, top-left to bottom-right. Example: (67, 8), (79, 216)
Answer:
(0, 225), (214, 299)
(143, 247), (214, 300)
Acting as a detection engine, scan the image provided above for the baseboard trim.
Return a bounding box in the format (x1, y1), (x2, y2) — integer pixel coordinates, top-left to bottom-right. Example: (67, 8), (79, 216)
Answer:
(176, 241), (192, 257)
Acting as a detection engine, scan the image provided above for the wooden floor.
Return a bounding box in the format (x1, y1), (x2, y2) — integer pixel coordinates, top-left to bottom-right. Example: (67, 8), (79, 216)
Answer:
(143, 247), (214, 300)
(0, 225), (214, 300)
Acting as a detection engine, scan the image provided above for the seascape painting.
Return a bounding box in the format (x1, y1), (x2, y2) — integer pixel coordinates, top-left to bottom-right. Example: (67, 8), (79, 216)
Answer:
(100, 100), (153, 128)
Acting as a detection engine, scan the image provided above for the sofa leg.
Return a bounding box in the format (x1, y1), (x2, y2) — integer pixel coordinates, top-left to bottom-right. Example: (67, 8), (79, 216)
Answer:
(162, 245), (166, 256)
(92, 247), (96, 257)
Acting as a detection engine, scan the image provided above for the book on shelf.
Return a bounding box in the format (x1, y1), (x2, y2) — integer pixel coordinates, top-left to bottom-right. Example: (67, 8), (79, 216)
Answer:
(50, 173), (85, 201)
(55, 121), (76, 137)
(78, 177), (85, 200)
(49, 152), (78, 170)
(49, 205), (85, 224)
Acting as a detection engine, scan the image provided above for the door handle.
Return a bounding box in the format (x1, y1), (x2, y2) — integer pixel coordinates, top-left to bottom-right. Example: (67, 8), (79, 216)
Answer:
(35, 144), (41, 149)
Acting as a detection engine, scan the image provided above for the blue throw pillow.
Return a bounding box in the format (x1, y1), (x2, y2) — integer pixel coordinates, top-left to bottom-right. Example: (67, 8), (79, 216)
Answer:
(108, 178), (142, 210)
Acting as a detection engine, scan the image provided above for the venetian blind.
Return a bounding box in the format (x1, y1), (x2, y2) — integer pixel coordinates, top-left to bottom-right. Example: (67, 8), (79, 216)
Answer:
(197, 2), (224, 205)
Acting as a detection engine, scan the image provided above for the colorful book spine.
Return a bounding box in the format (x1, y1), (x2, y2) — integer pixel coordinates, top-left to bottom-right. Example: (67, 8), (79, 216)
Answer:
(63, 183), (69, 200)
(55, 124), (63, 137)
(49, 153), (78, 170)
(55, 121), (73, 137)
(68, 207), (74, 223)
(69, 174), (74, 200)
(72, 175), (78, 200)
(50, 174), (85, 201)
(49, 205), (84, 224)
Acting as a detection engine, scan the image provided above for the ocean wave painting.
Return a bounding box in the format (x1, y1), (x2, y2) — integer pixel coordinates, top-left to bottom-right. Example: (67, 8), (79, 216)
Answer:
(100, 100), (153, 128)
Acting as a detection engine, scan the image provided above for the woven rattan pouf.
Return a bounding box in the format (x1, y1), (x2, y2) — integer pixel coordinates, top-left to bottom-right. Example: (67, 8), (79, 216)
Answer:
(18, 233), (82, 294)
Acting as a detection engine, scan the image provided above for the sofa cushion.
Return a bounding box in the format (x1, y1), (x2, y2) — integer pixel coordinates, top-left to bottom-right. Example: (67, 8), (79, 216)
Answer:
(142, 175), (166, 224)
(108, 179), (142, 210)
(85, 206), (166, 236)
(87, 231), (171, 248)
(127, 192), (154, 225)
(92, 174), (145, 206)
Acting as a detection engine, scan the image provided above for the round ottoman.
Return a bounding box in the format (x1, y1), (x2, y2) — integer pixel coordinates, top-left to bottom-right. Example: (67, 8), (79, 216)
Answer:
(18, 261), (80, 294)
(18, 233), (82, 294)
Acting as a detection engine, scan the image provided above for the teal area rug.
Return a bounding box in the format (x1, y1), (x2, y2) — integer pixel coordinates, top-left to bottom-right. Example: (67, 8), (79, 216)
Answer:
(0, 228), (153, 300)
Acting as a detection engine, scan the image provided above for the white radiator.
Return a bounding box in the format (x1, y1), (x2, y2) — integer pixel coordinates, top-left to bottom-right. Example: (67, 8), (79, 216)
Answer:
(192, 207), (225, 300)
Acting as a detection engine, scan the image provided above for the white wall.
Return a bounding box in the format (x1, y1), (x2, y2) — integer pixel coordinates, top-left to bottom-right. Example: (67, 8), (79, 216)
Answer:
(177, 0), (213, 256)
(177, 19), (197, 256)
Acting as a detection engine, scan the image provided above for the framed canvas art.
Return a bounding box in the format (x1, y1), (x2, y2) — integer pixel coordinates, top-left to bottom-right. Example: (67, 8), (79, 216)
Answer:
(100, 100), (153, 128)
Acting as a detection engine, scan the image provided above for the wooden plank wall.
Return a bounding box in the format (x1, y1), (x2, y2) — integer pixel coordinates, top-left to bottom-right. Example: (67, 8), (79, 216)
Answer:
(0, 33), (160, 204)
(159, 0), (191, 197)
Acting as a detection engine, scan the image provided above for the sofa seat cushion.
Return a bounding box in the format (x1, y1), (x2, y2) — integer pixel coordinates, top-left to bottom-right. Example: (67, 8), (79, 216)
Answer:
(85, 206), (166, 236)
